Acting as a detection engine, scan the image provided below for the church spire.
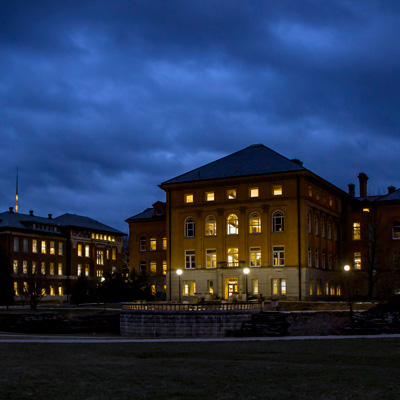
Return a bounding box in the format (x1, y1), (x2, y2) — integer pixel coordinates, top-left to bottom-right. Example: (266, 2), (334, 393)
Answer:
(15, 167), (18, 213)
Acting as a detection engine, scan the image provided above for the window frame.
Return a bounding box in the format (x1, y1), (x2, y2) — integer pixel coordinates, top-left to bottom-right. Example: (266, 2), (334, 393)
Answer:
(227, 214), (239, 235)
(249, 212), (261, 234)
(272, 246), (285, 267)
(272, 210), (284, 232)
(185, 217), (195, 238)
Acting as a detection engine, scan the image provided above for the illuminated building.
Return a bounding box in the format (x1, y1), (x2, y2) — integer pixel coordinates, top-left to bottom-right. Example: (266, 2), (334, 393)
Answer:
(0, 209), (125, 301)
(126, 201), (167, 299)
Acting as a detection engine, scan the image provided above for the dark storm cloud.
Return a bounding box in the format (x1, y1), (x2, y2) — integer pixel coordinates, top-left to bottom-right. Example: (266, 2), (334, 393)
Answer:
(1, 0), (400, 230)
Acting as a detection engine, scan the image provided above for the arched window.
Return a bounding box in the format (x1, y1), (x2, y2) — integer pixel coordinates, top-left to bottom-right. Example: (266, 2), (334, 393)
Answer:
(185, 217), (195, 237)
(249, 212), (261, 234)
(328, 223), (332, 240)
(205, 215), (217, 236)
(314, 215), (319, 236)
(393, 221), (400, 239)
(227, 214), (239, 235)
(307, 212), (312, 233)
(321, 217), (326, 237)
(272, 211), (284, 232)
(315, 249), (319, 268)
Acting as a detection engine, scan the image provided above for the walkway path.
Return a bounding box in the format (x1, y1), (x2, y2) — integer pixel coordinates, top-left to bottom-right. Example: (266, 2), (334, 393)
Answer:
(1, 332), (400, 343)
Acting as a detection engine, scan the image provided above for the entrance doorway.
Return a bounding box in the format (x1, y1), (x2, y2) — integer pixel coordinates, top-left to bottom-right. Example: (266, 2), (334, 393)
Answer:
(225, 277), (238, 298)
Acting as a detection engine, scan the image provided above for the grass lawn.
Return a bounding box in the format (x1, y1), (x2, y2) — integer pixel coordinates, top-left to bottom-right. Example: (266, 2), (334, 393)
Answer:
(0, 338), (399, 399)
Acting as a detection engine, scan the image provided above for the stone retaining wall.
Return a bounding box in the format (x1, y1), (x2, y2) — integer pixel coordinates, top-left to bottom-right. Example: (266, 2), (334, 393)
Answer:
(120, 310), (256, 337)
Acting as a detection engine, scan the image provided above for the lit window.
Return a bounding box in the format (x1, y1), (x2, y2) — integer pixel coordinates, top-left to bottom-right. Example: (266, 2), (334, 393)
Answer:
(308, 247), (312, 267)
(185, 194), (193, 203)
(96, 270), (103, 278)
(272, 211), (284, 232)
(249, 212), (261, 234)
(85, 245), (90, 257)
(41, 262), (46, 274)
(162, 237), (167, 250)
(315, 249), (319, 268)
(32, 261), (36, 274)
(112, 248), (116, 260)
(227, 189), (236, 200)
(252, 279), (259, 294)
(41, 241), (46, 254)
(273, 185), (282, 196)
(85, 265), (89, 276)
(50, 284), (55, 296)
(272, 279), (279, 295)
(150, 261), (156, 275)
(205, 215), (217, 236)
(162, 260), (167, 275)
(207, 280), (214, 294)
(363, 208), (370, 212)
(183, 280), (196, 296)
(97, 250), (104, 265)
(106, 250), (110, 260)
(14, 282), (19, 296)
(151, 284), (156, 296)
(227, 248), (239, 267)
(250, 188), (259, 198)
(23, 238), (28, 252)
(150, 238), (156, 251)
(50, 263), (54, 275)
(281, 279), (287, 295)
(310, 279), (315, 296)
(140, 237), (146, 251)
(250, 247), (261, 267)
(23, 261), (27, 274)
(58, 285), (63, 296)
(325, 282), (329, 295)
(58, 263), (63, 275)
(13, 237), (19, 252)
(140, 261), (146, 274)
(227, 214), (239, 235)
(206, 249), (217, 269)
(329, 196), (333, 206)
(58, 242), (63, 255)
(50, 241), (55, 255)
(353, 222), (361, 240)
(185, 217), (195, 237)
(393, 222), (400, 239)
(77, 244), (82, 257)
(330, 286), (336, 296)
(317, 280), (322, 295)
(354, 252), (361, 270)
(206, 192), (215, 201)
(308, 185), (313, 197)
(185, 250), (195, 269)
(77, 264), (82, 276)
(273, 246), (285, 266)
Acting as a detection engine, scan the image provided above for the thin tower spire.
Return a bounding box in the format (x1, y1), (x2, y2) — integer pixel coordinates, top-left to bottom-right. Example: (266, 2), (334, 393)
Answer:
(15, 167), (18, 213)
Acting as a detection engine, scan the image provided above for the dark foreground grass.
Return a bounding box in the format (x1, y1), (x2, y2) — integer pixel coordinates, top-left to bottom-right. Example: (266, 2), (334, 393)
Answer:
(1, 338), (400, 400)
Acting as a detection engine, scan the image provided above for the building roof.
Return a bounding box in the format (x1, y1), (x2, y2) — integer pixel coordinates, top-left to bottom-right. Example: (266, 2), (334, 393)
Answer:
(0, 209), (62, 234)
(53, 213), (125, 235)
(126, 208), (154, 221)
(161, 144), (306, 185)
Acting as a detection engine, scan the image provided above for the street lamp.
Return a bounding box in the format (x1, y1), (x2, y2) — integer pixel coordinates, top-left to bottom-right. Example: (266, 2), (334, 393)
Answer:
(344, 265), (351, 272)
(176, 269), (183, 303)
(243, 267), (250, 301)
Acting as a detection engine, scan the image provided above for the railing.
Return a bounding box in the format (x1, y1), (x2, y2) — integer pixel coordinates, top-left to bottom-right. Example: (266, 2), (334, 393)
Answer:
(217, 261), (246, 269)
(122, 302), (262, 312)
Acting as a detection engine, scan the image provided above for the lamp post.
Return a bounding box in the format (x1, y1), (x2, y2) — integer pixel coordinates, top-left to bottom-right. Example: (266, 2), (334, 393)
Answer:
(243, 267), (250, 301)
(176, 269), (183, 303)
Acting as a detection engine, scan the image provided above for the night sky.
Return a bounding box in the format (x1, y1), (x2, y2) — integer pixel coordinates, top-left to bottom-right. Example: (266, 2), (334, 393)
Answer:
(2, 1), (400, 233)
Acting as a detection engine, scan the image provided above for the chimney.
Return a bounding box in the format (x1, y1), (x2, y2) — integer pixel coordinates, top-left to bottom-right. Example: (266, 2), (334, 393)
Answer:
(358, 173), (369, 197)
(291, 158), (303, 167)
(9, 207), (14, 213)
(48, 214), (53, 219)
(388, 185), (396, 194)
(348, 183), (355, 197)
(29, 210), (34, 216)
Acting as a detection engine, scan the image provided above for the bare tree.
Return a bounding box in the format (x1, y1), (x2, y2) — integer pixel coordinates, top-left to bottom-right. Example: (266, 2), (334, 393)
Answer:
(23, 272), (46, 311)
